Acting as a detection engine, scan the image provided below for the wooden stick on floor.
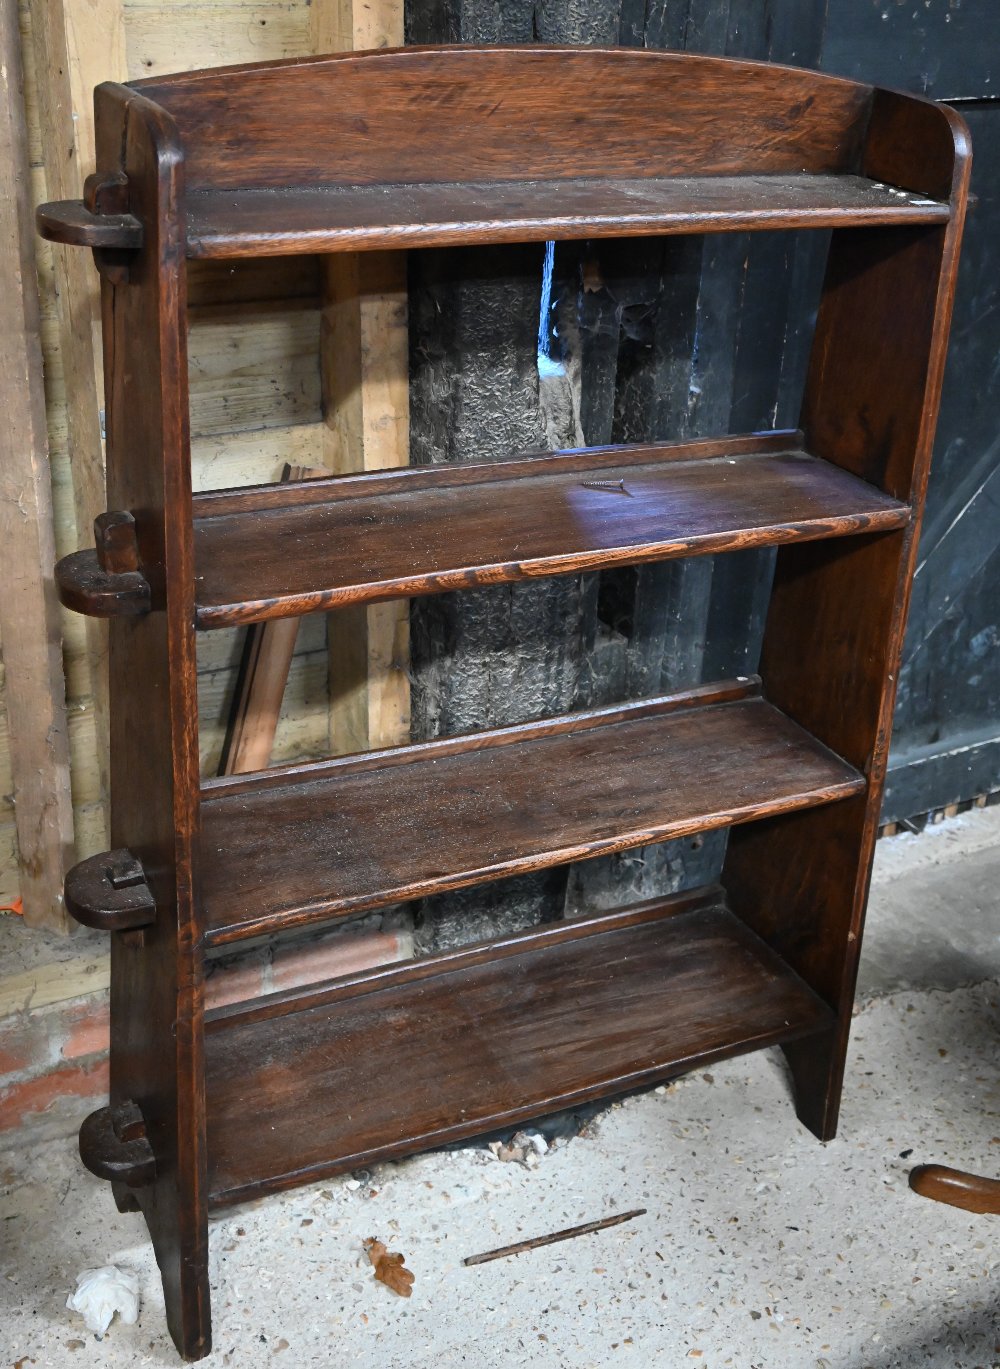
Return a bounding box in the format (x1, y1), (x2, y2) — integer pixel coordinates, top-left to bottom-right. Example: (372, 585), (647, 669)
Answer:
(463, 1209), (647, 1267)
(219, 465), (328, 775)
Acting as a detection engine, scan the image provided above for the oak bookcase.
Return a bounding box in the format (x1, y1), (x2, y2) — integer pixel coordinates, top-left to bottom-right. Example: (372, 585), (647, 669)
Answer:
(38, 45), (970, 1359)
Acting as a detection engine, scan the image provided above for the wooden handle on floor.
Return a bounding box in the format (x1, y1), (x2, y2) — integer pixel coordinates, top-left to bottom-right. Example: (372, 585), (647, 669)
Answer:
(909, 1164), (1000, 1215)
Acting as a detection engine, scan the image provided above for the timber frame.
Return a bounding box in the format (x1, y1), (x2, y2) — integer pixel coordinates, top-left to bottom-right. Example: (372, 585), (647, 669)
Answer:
(39, 46), (969, 1359)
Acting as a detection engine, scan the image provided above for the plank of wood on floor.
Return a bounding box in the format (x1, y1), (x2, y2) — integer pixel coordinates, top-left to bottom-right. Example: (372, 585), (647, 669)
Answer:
(219, 465), (330, 775)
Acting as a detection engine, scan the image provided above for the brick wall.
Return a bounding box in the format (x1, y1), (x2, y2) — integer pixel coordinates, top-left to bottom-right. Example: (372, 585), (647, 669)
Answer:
(0, 912), (412, 1147)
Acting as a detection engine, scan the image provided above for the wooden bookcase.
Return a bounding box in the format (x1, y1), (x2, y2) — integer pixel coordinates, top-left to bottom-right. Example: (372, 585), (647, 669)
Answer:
(38, 46), (970, 1360)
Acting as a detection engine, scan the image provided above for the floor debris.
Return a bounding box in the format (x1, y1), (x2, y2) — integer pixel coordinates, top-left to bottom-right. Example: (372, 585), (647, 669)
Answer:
(488, 1130), (550, 1166)
(463, 1208), (647, 1266)
(364, 1238), (414, 1298)
(65, 1266), (140, 1337)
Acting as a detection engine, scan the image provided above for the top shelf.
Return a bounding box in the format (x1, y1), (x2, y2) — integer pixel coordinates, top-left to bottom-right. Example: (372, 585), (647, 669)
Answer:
(37, 49), (966, 261)
(183, 173), (949, 257)
(150, 48), (964, 257)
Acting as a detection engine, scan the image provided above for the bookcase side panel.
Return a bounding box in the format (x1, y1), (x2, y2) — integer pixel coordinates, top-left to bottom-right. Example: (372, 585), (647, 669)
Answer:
(724, 147), (970, 1139)
(98, 87), (211, 1360)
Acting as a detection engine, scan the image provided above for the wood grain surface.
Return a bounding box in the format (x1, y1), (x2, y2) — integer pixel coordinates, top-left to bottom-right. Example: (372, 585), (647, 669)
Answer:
(724, 110), (971, 1141)
(191, 435), (909, 627)
(182, 173), (950, 257)
(0, 0), (75, 929)
(909, 1164), (1000, 1215)
(204, 891), (834, 1204)
(94, 85), (212, 1358)
(135, 46), (877, 191)
(199, 679), (864, 944)
(36, 198), (143, 248)
(51, 46), (971, 1361)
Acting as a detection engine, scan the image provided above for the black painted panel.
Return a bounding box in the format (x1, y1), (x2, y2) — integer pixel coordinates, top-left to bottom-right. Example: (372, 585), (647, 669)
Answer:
(887, 104), (1000, 814)
(402, 0), (999, 901)
(821, 0), (999, 98)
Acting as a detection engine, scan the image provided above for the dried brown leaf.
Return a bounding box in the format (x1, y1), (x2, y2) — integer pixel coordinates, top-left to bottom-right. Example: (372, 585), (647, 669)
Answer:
(364, 1237), (415, 1298)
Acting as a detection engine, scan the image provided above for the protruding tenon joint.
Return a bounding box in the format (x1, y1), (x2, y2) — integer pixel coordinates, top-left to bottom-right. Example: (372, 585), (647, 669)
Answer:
(95, 509), (141, 575)
(36, 171), (143, 284)
(64, 849), (157, 934)
(80, 1101), (156, 1188)
(55, 510), (151, 618)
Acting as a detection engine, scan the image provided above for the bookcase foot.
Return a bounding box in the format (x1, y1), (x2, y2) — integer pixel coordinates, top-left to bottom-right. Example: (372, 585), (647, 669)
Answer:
(158, 1249), (213, 1363)
(783, 1029), (844, 1143)
(134, 1185), (212, 1361)
(80, 1098), (212, 1357)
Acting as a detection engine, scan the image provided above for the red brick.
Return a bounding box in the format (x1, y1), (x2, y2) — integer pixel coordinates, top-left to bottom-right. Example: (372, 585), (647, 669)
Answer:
(205, 959), (265, 1010)
(0, 1013), (48, 1082)
(271, 931), (405, 992)
(0, 1059), (108, 1133)
(60, 1001), (111, 1061)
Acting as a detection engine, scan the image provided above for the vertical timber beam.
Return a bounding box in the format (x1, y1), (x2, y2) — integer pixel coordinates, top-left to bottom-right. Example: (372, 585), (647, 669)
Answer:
(311, 0), (410, 756)
(0, 0), (74, 930)
(723, 95), (972, 1141)
(30, 0), (127, 838)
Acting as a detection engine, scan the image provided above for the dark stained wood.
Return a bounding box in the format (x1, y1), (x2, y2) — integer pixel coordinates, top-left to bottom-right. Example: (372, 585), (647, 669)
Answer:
(79, 1101), (157, 1187)
(35, 197), (143, 249)
(134, 47), (877, 191)
(198, 430), (794, 513)
(909, 1164), (1000, 1215)
(192, 436), (909, 627)
(182, 174), (950, 258)
(55, 548), (151, 618)
(84, 169), (131, 216)
(803, 103), (971, 503)
(723, 101), (971, 1141)
(199, 678), (864, 945)
(92, 83), (212, 1359)
(801, 227), (954, 502)
(45, 45), (971, 1361)
(203, 892), (835, 1204)
(864, 89), (970, 203)
(94, 509), (141, 574)
(64, 849), (157, 932)
(55, 508), (152, 618)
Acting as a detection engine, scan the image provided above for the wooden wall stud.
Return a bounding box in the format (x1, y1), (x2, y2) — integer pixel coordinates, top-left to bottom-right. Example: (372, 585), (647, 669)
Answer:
(0, 0), (75, 930)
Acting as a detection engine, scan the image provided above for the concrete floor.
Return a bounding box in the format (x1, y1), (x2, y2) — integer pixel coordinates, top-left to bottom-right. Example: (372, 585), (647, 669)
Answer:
(2, 811), (999, 1368)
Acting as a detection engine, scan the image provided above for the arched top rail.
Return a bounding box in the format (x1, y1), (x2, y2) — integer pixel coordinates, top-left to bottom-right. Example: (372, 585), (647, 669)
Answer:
(133, 45), (889, 191)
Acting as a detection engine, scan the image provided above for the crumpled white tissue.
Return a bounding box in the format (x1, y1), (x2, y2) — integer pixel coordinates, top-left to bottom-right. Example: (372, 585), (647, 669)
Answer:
(66, 1265), (141, 1336)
